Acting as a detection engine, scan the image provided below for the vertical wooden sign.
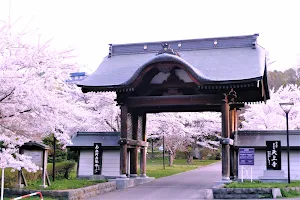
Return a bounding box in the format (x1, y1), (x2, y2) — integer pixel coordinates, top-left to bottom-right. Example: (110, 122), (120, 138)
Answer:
(93, 143), (103, 175)
(266, 141), (281, 170)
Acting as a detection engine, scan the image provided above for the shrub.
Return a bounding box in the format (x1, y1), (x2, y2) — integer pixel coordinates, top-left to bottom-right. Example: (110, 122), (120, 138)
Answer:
(0, 168), (42, 188)
(48, 160), (76, 179)
(200, 148), (221, 160)
(67, 149), (79, 162)
(0, 168), (17, 188)
(0, 161), (76, 188)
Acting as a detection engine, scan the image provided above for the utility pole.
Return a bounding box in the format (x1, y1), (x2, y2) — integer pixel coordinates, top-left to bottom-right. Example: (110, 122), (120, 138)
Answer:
(53, 135), (56, 182)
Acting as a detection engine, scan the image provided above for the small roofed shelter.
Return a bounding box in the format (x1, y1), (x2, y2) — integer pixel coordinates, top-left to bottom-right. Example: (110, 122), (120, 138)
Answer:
(20, 141), (50, 188)
(67, 132), (120, 179)
(78, 34), (270, 181)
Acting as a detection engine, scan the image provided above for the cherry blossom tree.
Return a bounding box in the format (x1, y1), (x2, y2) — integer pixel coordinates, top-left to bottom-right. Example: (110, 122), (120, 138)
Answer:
(0, 22), (93, 171)
(75, 91), (120, 132)
(147, 112), (221, 165)
(241, 84), (300, 130)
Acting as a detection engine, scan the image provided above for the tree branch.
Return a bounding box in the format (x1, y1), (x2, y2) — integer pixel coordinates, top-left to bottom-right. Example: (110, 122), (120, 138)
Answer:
(0, 87), (16, 102)
(105, 119), (118, 132)
(0, 109), (31, 119)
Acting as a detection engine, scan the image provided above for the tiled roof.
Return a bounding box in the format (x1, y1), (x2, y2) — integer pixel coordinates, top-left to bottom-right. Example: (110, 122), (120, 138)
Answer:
(78, 34), (267, 93)
(67, 132), (120, 147)
(21, 141), (50, 150)
(236, 130), (300, 147)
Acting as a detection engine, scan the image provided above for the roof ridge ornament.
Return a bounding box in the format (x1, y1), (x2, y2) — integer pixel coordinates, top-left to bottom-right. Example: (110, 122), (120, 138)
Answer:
(157, 43), (180, 57)
(252, 34), (259, 49)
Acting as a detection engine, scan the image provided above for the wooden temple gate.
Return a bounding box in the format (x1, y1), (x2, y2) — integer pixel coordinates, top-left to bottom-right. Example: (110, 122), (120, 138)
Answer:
(78, 34), (269, 181)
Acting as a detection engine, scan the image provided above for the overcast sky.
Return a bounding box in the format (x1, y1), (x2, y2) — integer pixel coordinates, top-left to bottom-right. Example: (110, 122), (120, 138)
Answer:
(0, 0), (299, 72)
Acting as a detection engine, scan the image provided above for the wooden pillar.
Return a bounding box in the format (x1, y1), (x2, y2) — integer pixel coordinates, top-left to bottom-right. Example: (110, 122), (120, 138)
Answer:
(221, 95), (230, 180)
(130, 111), (138, 177)
(120, 105), (128, 178)
(233, 108), (239, 180)
(140, 113), (147, 177)
(229, 108), (235, 180)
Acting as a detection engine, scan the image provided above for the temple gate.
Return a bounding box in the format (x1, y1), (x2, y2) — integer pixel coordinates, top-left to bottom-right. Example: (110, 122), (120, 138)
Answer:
(78, 34), (269, 181)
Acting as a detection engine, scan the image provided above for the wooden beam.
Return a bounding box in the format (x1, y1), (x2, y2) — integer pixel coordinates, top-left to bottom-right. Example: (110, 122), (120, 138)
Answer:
(119, 139), (148, 147)
(125, 94), (223, 108)
(139, 105), (221, 113)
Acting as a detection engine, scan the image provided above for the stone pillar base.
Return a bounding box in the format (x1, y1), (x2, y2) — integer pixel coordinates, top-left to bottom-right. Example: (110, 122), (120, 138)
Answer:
(130, 174), (138, 178)
(119, 174), (128, 179)
(140, 173), (148, 178)
(40, 184), (48, 189)
(222, 176), (231, 181)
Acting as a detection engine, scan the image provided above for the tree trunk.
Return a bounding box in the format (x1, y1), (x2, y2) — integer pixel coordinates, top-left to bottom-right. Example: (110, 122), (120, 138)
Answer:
(169, 152), (175, 166)
(186, 151), (193, 164)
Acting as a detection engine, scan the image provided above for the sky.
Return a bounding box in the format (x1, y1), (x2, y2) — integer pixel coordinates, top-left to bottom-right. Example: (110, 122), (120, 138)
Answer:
(0, 0), (300, 72)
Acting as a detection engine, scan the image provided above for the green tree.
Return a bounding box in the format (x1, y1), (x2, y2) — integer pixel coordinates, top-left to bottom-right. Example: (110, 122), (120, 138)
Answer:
(267, 68), (300, 91)
(42, 135), (67, 163)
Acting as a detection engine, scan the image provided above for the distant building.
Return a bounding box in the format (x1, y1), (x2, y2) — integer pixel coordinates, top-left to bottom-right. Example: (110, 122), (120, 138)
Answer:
(67, 72), (88, 83)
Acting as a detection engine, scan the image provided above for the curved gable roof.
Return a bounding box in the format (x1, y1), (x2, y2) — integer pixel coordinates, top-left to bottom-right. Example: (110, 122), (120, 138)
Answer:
(78, 34), (267, 93)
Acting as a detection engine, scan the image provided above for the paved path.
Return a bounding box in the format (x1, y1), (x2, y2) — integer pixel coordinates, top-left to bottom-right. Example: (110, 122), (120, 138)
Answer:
(87, 161), (222, 200)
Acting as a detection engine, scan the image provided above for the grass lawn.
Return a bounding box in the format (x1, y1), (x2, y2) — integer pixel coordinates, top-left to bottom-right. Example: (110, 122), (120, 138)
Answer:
(225, 180), (300, 198)
(145, 158), (219, 179)
(225, 180), (300, 188)
(24, 179), (106, 190)
(6, 179), (106, 200)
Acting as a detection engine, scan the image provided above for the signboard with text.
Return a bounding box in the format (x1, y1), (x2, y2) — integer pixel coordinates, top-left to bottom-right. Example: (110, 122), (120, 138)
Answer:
(24, 150), (43, 167)
(239, 148), (255, 165)
(93, 143), (103, 175)
(266, 141), (281, 170)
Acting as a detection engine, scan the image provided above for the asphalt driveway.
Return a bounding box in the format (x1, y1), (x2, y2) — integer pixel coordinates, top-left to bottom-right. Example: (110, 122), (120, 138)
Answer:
(87, 161), (221, 200)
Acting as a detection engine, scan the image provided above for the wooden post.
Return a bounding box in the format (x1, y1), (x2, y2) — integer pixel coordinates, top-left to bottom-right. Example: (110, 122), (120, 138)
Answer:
(229, 108), (234, 180)
(221, 95), (230, 181)
(233, 108), (238, 180)
(16, 148), (26, 188)
(40, 149), (48, 188)
(120, 105), (128, 178)
(140, 113), (147, 177)
(151, 139), (154, 159)
(53, 136), (56, 182)
(130, 111), (138, 177)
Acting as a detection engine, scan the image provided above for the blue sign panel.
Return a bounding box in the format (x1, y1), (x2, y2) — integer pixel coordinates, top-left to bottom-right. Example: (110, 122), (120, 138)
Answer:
(239, 148), (254, 165)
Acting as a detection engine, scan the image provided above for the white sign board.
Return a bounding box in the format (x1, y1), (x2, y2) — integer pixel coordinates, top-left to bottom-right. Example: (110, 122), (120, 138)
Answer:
(24, 150), (43, 167)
